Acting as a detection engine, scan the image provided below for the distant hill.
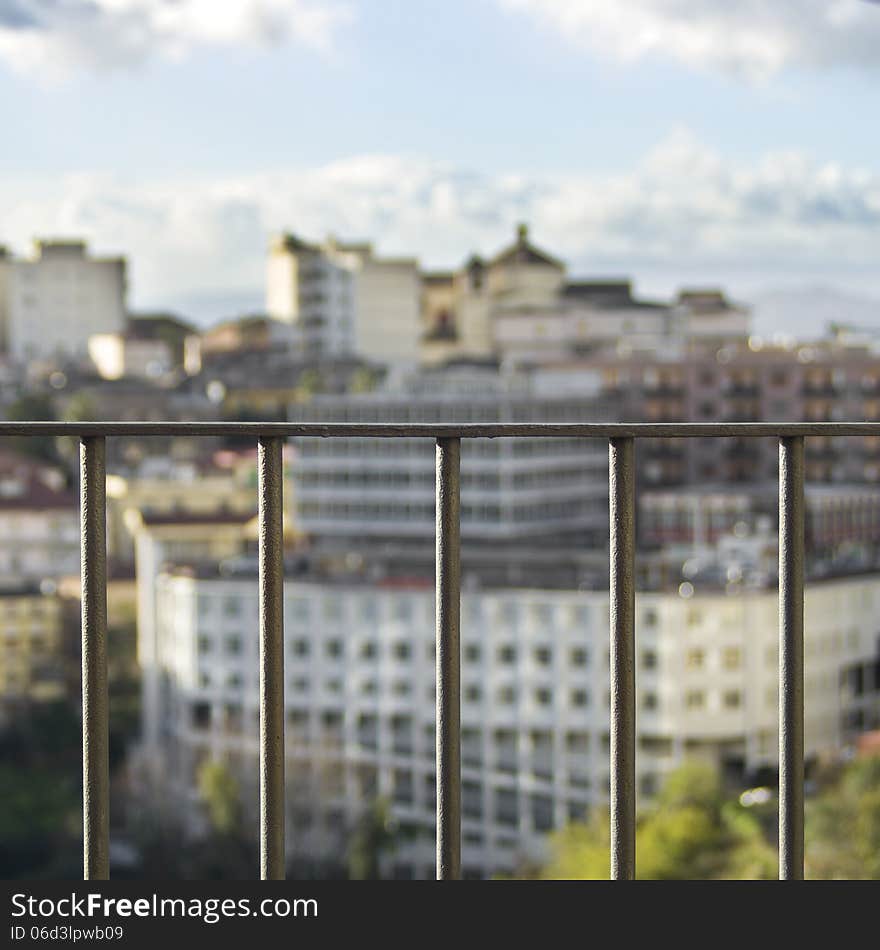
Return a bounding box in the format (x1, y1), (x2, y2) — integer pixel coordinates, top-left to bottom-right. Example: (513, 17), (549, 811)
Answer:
(144, 289), (264, 328)
(750, 286), (880, 342)
(142, 283), (880, 345)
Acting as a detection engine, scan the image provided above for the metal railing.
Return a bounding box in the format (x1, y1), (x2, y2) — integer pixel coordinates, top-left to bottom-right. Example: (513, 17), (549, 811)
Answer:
(7, 420), (878, 881)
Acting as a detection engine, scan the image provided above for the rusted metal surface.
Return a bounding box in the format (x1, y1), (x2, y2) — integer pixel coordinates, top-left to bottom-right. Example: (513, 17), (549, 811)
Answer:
(609, 438), (636, 880)
(0, 421), (878, 438)
(779, 436), (805, 880)
(81, 436), (109, 880)
(258, 436), (286, 880)
(435, 438), (462, 880)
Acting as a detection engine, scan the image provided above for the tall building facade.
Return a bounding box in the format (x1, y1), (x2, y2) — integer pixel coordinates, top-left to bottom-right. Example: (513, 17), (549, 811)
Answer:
(0, 240), (126, 361)
(290, 365), (613, 548)
(266, 232), (420, 364)
(521, 339), (880, 489)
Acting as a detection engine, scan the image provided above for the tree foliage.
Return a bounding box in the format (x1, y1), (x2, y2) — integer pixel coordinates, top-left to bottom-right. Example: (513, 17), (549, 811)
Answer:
(347, 797), (397, 880)
(539, 760), (776, 880)
(197, 759), (242, 835)
(806, 755), (880, 879)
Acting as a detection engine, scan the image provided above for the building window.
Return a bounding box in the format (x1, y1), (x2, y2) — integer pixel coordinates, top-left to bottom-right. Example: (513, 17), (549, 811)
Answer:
(534, 687), (553, 706)
(685, 648), (705, 670)
(534, 645), (553, 666)
(393, 641), (411, 661)
(463, 781), (483, 819)
(641, 649), (658, 670)
(723, 689), (742, 709)
(192, 702), (211, 729)
(529, 603), (553, 626)
(570, 647), (589, 668)
(359, 597), (378, 622)
(565, 731), (589, 753)
(325, 639), (343, 659)
(498, 644), (517, 664)
(531, 794), (554, 832)
(293, 638), (310, 657)
(570, 689), (589, 708)
(641, 691), (658, 711)
(464, 643), (481, 663)
(684, 690), (705, 710)
(640, 774), (658, 797)
(722, 646), (742, 670)
(360, 641), (378, 661)
(497, 685), (517, 705)
(465, 684), (482, 703)
(564, 604), (589, 628)
(494, 788), (519, 826)
(289, 597), (310, 622)
(498, 601), (519, 626)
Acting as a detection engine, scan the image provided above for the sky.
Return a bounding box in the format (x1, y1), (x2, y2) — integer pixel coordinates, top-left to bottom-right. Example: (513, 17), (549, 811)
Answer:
(1, 0), (880, 331)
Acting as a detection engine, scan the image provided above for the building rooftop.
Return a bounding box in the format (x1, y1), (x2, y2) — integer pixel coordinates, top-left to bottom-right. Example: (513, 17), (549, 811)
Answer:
(422, 271), (456, 285)
(677, 288), (746, 314)
(562, 280), (668, 311)
(270, 232), (318, 255)
(125, 313), (197, 340)
(489, 224), (564, 270)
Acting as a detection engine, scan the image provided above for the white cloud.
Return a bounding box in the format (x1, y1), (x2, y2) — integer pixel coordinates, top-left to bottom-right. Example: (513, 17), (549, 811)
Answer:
(2, 130), (880, 314)
(497, 0), (880, 80)
(0, 0), (353, 75)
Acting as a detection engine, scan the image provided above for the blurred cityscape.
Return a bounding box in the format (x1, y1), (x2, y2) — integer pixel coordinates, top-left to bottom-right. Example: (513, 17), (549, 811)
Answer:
(1, 223), (880, 879)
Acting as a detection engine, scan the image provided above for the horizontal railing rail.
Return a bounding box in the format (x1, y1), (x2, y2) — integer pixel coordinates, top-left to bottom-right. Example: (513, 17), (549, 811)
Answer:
(3, 420), (831, 880)
(0, 421), (878, 437)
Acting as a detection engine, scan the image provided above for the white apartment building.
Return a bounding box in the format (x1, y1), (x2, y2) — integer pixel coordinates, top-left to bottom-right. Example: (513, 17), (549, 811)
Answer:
(0, 240), (126, 362)
(266, 232), (421, 364)
(290, 366), (613, 545)
(0, 451), (79, 582)
(140, 556), (880, 879)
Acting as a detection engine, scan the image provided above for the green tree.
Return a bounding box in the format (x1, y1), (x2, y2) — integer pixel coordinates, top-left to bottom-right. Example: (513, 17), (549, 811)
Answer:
(539, 760), (776, 880)
(197, 760), (242, 834)
(347, 798), (396, 879)
(187, 760), (256, 878)
(540, 810), (611, 879)
(4, 392), (60, 463)
(806, 755), (880, 879)
(0, 701), (81, 878)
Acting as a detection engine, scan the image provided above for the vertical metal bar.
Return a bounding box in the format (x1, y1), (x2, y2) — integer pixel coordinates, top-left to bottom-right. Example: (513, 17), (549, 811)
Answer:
(81, 436), (109, 880)
(779, 436), (805, 880)
(436, 437), (461, 880)
(258, 436), (285, 880)
(609, 437), (636, 880)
